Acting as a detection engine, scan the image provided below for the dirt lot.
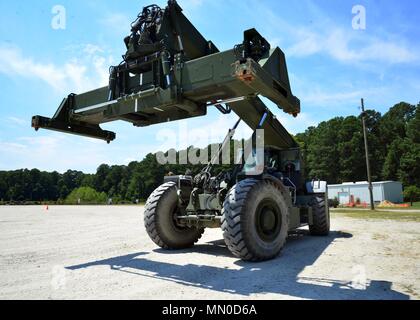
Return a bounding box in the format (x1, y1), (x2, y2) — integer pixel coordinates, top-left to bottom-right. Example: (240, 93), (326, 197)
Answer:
(0, 205), (419, 300)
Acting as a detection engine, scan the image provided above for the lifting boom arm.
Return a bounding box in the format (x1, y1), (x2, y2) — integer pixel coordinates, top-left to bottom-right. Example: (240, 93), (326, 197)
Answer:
(32, 0), (300, 149)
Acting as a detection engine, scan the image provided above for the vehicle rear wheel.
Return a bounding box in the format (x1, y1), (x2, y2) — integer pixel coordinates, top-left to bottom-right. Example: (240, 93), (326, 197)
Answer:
(221, 179), (290, 261)
(144, 182), (204, 249)
(309, 196), (330, 236)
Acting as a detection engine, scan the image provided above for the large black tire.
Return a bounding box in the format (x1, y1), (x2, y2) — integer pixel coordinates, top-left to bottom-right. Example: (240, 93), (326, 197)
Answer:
(144, 182), (204, 249)
(309, 196), (330, 236)
(221, 179), (290, 261)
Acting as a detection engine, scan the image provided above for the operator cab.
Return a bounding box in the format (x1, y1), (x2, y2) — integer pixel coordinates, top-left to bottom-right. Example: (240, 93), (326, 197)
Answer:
(239, 146), (303, 193)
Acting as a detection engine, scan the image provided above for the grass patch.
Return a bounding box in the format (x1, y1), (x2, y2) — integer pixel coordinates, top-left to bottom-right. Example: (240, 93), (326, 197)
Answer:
(331, 209), (420, 222)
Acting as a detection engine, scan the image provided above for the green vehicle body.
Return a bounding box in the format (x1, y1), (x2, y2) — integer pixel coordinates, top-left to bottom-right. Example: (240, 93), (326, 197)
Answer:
(32, 0), (329, 261)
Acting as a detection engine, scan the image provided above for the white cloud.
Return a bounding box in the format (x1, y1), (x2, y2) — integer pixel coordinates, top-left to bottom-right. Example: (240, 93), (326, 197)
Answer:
(0, 46), (66, 91)
(6, 116), (27, 126)
(288, 28), (417, 64)
(0, 44), (112, 94)
(301, 88), (366, 106)
(252, 1), (418, 66)
(83, 44), (104, 56)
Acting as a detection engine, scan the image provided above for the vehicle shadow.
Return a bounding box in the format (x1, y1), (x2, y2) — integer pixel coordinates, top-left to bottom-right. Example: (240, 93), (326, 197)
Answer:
(66, 230), (409, 300)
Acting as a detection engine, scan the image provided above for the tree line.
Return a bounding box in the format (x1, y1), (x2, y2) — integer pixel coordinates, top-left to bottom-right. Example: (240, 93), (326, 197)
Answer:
(295, 101), (419, 187)
(0, 148), (229, 204)
(0, 101), (418, 204)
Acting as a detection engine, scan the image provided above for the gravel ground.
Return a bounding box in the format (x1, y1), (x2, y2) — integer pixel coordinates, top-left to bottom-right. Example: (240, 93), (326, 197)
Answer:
(0, 205), (419, 300)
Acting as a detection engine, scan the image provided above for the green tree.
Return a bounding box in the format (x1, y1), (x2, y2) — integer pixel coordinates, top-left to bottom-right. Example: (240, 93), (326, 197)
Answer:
(398, 144), (420, 187)
(65, 187), (107, 204)
(403, 186), (420, 205)
(407, 103), (420, 144)
(362, 110), (384, 181)
(306, 118), (342, 183)
(94, 164), (111, 192)
(379, 102), (415, 150)
(336, 116), (365, 182)
(0, 173), (7, 201)
(137, 153), (166, 198)
(382, 138), (409, 181)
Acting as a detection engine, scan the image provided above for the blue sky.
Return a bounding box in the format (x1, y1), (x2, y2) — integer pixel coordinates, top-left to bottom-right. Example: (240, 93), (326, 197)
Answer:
(0, 0), (419, 173)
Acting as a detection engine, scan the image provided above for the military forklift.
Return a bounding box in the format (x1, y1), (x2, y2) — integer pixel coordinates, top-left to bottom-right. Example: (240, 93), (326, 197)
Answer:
(32, 0), (329, 261)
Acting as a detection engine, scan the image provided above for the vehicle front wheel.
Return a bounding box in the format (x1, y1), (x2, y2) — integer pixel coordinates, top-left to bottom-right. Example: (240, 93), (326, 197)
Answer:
(221, 179), (290, 261)
(144, 182), (204, 249)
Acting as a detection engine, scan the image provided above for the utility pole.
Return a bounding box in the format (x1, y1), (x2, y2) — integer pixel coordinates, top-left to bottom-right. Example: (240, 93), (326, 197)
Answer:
(361, 98), (375, 210)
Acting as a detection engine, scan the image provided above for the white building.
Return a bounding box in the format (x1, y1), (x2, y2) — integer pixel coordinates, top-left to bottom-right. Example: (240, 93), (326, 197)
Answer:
(328, 181), (403, 205)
